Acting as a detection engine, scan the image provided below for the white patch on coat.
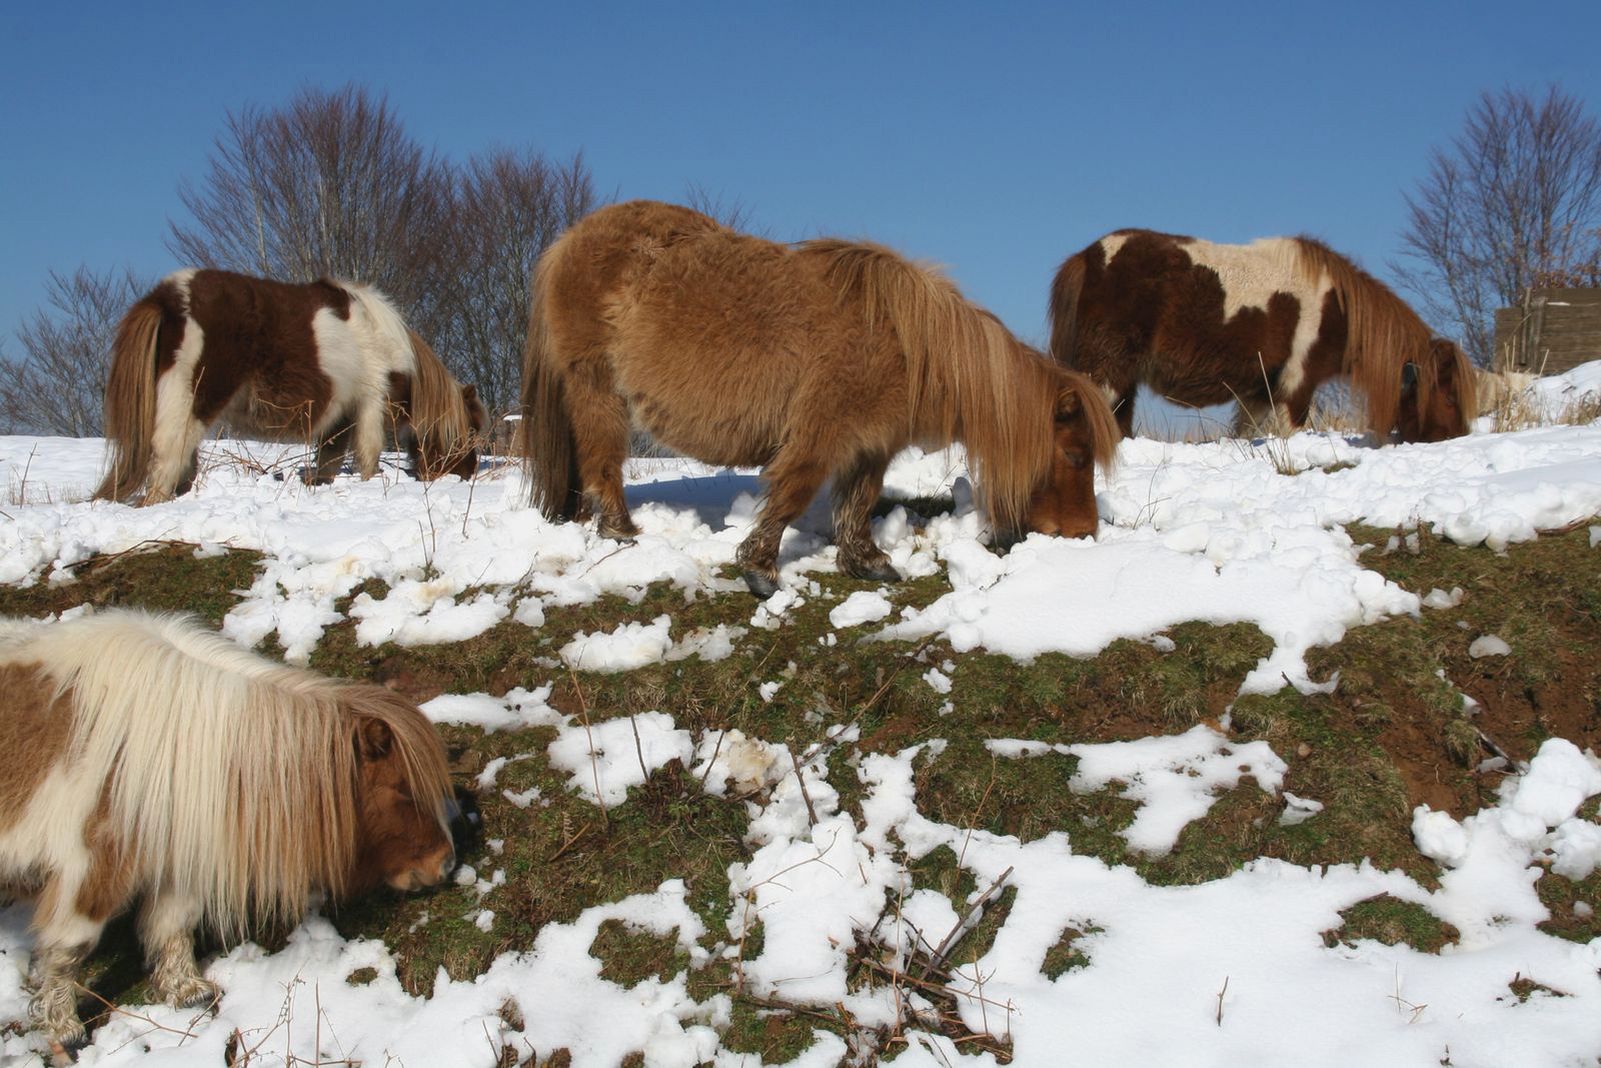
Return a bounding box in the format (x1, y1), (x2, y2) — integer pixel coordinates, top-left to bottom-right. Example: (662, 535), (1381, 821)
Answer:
(1099, 233), (1134, 264)
(147, 315), (209, 497)
(1176, 237), (1331, 399)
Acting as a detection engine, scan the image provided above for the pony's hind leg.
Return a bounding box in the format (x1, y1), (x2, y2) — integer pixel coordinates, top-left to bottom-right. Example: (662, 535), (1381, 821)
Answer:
(564, 369), (637, 539)
(831, 450), (900, 583)
(139, 890), (219, 1009)
(145, 414), (208, 504)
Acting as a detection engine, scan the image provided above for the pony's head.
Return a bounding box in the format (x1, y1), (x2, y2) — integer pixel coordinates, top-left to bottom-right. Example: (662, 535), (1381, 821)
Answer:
(1397, 338), (1476, 443)
(343, 690), (458, 896)
(1018, 367), (1121, 540)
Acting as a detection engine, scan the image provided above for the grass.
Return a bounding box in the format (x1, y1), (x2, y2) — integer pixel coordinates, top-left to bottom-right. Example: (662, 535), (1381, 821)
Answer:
(1, 503), (1598, 1060)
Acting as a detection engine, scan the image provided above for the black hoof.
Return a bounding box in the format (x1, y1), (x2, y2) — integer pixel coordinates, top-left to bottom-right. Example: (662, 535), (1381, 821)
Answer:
(743, 570), (780, 599)
(845, 558), (902, 584)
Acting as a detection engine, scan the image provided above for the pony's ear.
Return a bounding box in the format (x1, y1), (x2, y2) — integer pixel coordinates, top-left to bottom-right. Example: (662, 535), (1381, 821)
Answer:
(462, 384), (478, 401)
(356, 717), (393, 760)
(1054, 381), (1084, 422)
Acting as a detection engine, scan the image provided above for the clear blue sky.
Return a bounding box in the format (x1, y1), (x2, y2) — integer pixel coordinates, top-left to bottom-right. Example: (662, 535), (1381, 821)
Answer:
(4, 1), (1600, 352)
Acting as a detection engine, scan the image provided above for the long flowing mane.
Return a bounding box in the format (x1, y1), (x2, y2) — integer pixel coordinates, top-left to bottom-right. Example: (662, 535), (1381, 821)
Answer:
(1289, 238), (1469, 433)
(797, 239), (1082, 530)
(17, 611), (451, 938)
(404, 328), (480, 470)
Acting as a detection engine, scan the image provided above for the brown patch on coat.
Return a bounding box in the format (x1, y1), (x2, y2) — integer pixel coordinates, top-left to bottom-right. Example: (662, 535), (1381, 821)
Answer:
(75, 788), (139, 923)
(0, 662), (74, 833)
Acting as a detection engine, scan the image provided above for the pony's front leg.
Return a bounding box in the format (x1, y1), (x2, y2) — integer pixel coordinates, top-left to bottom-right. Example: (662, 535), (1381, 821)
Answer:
(307, 419), (355, 485)
(29, 939), (92, 1050)
(830, 450), (900, 583)
(352, 397), (386, 480)
(139, 890), (219, 1009)
(736, 451), (830, 598)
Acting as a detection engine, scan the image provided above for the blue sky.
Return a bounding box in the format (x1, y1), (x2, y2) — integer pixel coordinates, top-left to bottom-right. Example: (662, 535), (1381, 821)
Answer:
(3, 2), (1600, 352)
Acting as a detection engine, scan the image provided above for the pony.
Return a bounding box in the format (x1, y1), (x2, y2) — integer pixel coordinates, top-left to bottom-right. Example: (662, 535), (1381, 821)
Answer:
(0, 609), (459, 1050)
(521, 200), (1120, 597)
(1048, 230), (1477, 442)
(95, 269), (487, 504)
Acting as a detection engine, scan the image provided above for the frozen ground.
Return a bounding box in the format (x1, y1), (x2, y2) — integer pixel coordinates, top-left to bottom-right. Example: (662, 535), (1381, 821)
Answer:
(0, 365), (1598, 1065)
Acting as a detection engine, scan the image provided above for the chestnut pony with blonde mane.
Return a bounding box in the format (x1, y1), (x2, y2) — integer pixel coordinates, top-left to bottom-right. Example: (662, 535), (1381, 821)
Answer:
(0, 610), (457, 1049)
(96, 269), (486, 504)
(1049, 230), (1476, 442)
(523, 201), (1120, 596)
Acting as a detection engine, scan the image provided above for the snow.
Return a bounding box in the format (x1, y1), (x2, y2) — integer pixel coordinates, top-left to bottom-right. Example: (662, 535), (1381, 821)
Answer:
(0, 362), (1599, 1064)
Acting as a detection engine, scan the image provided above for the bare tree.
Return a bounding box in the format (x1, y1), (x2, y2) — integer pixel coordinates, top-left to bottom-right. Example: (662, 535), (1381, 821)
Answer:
(685, 183), (757, 232)
(169, 84), (452, 324)
(1394, 85), (1601, 364)
(437, 148), (595, 417)
(0, 267), (146, 436)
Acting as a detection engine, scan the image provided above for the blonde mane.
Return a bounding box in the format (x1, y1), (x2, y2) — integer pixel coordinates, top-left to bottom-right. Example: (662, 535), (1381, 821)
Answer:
(1290, 239), (1438, 433)
(11, 611), (450, 938)
(404, 328), (480, 469)
(798, 239), (1066, 531)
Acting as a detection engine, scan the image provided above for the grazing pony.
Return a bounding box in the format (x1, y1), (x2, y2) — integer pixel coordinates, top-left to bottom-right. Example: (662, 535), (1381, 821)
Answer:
(95, 269), (487, 504)
(1049, 230), (1476, 442)
(0, 609), (458, 1049)
(522, 200), (1120, 596)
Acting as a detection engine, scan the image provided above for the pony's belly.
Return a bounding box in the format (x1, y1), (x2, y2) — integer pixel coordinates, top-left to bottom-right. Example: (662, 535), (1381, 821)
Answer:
(631, 403), (778, 468)
(1146, 358), (1274, 407)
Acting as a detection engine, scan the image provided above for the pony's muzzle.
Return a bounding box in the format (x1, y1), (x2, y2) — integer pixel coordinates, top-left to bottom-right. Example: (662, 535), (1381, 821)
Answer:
(392, 843), (457, 892)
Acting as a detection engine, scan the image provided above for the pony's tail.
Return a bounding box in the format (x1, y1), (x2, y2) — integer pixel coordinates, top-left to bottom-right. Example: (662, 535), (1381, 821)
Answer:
(520, 248), (580, 520)
(95, 297), (164, 501)
(1047, 254), (1087, 367)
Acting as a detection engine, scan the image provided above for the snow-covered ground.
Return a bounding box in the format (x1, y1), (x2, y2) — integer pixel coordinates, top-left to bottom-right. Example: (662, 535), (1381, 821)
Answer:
(0, 364), (1599, 1065)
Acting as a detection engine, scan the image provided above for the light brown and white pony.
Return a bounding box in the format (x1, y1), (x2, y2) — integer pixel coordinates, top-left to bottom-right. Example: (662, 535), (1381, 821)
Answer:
(522, 200), (1120, 597)
(1049, 230), (1477, 442)
(95, 269), (487, 504)
(0, 609), (457, 1050)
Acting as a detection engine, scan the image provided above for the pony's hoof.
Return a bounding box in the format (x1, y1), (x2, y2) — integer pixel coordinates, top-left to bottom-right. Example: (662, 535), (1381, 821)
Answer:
(742, 570), (780, 599)
(42, 1023), (86, 1064)
(167, 977), (222, 1010)
(844, 558), (901, 584)
(47, 1038), (83, 1066)
(597, 520), (639, 542)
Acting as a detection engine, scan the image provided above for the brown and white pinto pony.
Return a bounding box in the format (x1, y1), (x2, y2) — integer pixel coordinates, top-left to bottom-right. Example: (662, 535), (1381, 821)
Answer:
(522, 200), (1120, 597)
(1049, 230), (1476, 442)
(0, 609), (457, 1050)
(95, 269), (487, 504)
